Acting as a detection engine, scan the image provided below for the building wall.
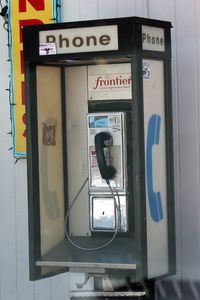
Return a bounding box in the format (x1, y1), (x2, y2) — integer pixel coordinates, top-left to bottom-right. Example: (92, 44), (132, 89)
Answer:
(0, 0), (200, 299)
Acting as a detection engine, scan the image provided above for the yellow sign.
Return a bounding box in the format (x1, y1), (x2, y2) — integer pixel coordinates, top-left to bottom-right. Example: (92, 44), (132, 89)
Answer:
(9, 0), (60, 157)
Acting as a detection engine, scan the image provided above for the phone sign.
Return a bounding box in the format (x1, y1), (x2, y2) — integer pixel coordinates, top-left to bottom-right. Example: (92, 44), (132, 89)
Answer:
(39, 25), (118, 54)
(142, 26), (165, 52)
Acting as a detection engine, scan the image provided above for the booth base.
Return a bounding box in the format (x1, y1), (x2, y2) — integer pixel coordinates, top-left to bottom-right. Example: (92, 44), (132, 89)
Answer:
(36, 237), (137, 271)
(70, 290), (146, 299)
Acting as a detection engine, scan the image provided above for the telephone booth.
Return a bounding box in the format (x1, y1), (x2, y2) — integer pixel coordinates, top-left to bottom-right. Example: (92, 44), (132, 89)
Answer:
(23, 17), (175, 298)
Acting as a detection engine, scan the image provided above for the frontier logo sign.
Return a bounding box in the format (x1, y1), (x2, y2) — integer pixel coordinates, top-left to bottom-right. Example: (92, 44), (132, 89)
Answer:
(39, 25), (119, 54)
(88, 63), (132, 101)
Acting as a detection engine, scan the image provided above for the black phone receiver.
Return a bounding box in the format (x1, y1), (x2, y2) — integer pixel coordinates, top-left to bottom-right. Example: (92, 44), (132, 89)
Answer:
(94, 132), (116, 180)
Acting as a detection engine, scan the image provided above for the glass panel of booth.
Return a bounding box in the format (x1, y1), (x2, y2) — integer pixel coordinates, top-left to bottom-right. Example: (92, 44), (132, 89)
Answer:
(36, 65), (65, 256)
(143, 59), (169, 278)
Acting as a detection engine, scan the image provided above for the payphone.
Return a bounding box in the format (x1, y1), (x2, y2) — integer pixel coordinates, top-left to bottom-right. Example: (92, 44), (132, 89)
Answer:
(23, 17), (175, 298)
(87, 112), (127, 232)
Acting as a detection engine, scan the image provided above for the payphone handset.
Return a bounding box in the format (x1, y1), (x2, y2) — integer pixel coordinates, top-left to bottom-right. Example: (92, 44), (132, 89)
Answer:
(94, 131), (116, 181)
(87, 112), (127, 192)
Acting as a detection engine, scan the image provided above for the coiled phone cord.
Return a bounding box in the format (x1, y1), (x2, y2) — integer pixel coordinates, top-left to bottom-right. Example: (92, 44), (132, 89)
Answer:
(64, 178), (121, 251)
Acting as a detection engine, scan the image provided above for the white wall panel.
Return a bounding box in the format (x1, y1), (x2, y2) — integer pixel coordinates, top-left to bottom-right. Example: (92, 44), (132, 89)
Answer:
(14, 161), (34, 300)
(51, 273), (69, 299)
(98, 0), (117, 19)
(0, 152), (17, 300)
(62, 0), (80, 22)
(175, 0), (200, 282)
(116, 0), (136, 17)
(197, 0), (200, 258)
(148, 0), (174, 21)
(135, 0), (148, 17)
(80, 0), (98, 20)
(0, 18), (17, 300)
(34, 279), (51, 300)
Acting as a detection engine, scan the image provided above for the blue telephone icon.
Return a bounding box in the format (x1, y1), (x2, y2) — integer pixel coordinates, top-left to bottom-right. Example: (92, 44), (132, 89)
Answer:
(146, 114), (163, 222)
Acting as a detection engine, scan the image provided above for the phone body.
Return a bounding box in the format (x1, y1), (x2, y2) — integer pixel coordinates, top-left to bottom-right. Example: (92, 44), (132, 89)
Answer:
(87, 112), (128, 232)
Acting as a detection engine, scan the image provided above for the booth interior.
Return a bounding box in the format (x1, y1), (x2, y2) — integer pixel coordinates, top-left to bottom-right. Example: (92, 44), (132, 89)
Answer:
(35, 56), (139, 274)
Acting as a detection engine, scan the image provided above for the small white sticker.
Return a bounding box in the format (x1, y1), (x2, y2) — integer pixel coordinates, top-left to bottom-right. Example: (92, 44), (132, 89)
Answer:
(39, 43), (56, 55)
(143, 62), (151, 80)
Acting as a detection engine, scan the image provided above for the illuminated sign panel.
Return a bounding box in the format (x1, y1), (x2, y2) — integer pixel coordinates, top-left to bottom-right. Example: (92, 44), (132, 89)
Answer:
(39, 25), (119, 54)
(9, 0), (60, 157)
(142, 26), (165, 52)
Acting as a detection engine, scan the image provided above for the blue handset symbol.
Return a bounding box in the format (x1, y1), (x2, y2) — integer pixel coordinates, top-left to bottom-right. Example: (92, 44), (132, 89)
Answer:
(146, 114), (163, 222)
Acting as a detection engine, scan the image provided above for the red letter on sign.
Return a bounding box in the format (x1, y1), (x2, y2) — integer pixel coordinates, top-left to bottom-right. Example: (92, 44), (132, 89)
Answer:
(22, 113), (26, 138)
(19, 19), (44, 43)
(19, 0), (45, 12)
(21, 81), (25, 105)
(20, 50), (24, 74)
(21, 82), (26, 137)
